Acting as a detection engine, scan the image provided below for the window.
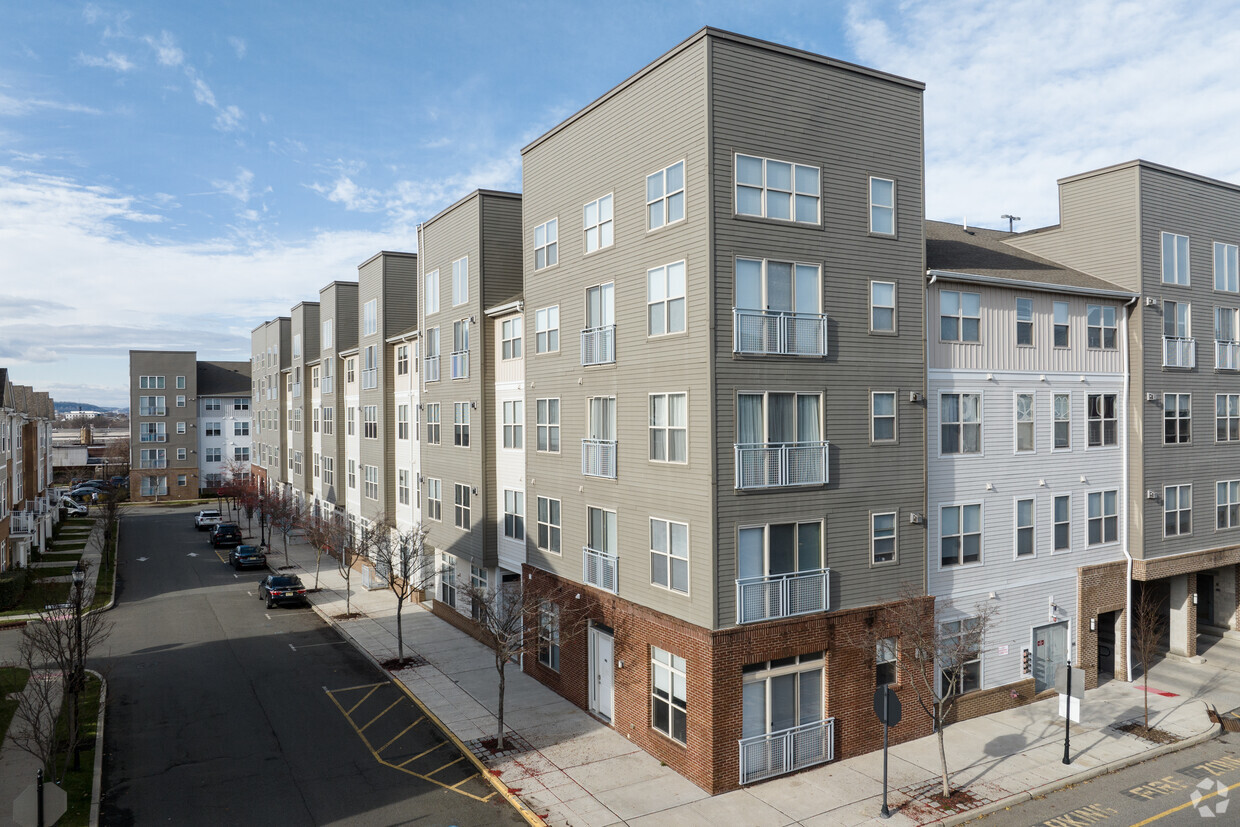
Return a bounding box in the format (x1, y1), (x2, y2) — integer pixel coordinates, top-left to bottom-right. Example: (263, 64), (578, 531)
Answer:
(940, 290), (980, 342)
(322, 318), (334, 350)
(176, 375), (186, 389)
(206, 447), (223, 463)
(363, 405), (378, 440)
(138, 396), (166, 416)
(648, 261), (686, 335)
(176, 395), (186, 408)
(872, 392), (896, 442)
(311, 367), (320, 390)
(1216, 307), (1239, 343)
(140, 476), (168, 496)
(1014, 498), (1035, 557)
(530, 399), (559, 455)
(734, 257), (823, 349)
(1218, 481), (1240, 529)
(396, 345), (409, 375)
(941, 504), (981, 566)
(737, 392), (822, 446)
(426, 402), (440, 444)
(537, 602), (560, 670)
(1053, 393), (1071, 450)
(650, 518), (689, 593)
(469, 566), (488, 621)
(1015, 393), (1034, 452)
(177, 447), (186, 461)
(233, 446), (248, 462)
(363, 465), (378, 500)
(649, 393), (687, 463)
(1086, 305), (1117, 349)
(535, 306), (559, 353)
(502, 401), (522, 449)
(397, 470), (410, 506)
(1165, 484), (1192, 537)
(1215, 242), (1239, 293)
(363, 299), (377, 336)
(872, 512), (896, 564)
(234, 421), (249, 437)
(1053, 301), (1070, 347)
(204, 398), (221, 411)
(869, 176), (895, 235)
(321, 457), (333, 486)
(1054, 495), (1071, 551)
(346, 359), (355, 384)
(1218, 394), (1240, 441)
(362, 345), (377, 389)
(397, 405), (409, 440)
(1164, 393), (1191, 444)
(454, 402), (470, 447)
(941, 618), (982, 695)
(346, 406), (355, 436)
(1164, 300), (1190, 341)
(1087, 394), (1117, 447)
(451, 320), (469, 379)
(292, 333), (302, 359)
(426, 478), (441, 521)
(1088, 490), (1118, 545)
(940, 393), (981, 454)
(536, 496), (561, 554)
(293, 451), (303, 476)
(454, 483), (470, 529)
(439, 553), (456, 608)
(876, 638), (897, 685)
(503, 490), (524, 540)
(424, 328), (440, 380)
(502, 318), (522, 360)
(139, 422), (166, 442)
(347, 459), (356, 489)
(735, 154), (817, 223)
(651, 647), (687, 743)
(322, 406), (333, 435)
(738, 522), (823, 582)
(581, 193), (614, 254)
(1015, 297), (1034, 345)
(648, 160), (686, 229)
(1162, 232), (1190, 286)
(139, 375), (165, 389)
(425, 269), (440, 315)
(322, 358), (333, 394)
(741, 653), (824, 745)
(871, 281), (896, 332)
(177, 475), (187, 487)
(205, 422), (221, 437)
(534, 219), (558, 270)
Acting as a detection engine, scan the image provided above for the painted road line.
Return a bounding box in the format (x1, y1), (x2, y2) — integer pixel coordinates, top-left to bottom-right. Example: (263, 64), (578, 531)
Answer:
(398, 741), (451, 768)
(1122, 775), (1192, 801)
(359, 697), (403, 733)
(425, 756), (464, 778)
(375, 717), (425, 753)
(1129, 778), (1240, 825)
(288, 641), (348, 652)
(1034, 803), (1119, 826)
(1178, 754), (1240, 779)
(344, 685), (382, 716)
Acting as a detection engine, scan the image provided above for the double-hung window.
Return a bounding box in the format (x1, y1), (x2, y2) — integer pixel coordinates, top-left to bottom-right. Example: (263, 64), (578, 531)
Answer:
(651, 647), (687, 743)
(205, 421), (221, 437)
(1087, 305), (1117, 349)
(1015, 498), (1035, 557)
(454, 483), (471, 529)
(647, 161), (685, 229)
(1016, 298), (1033, 345)
(1054, 495), (1071, 551)
(872, 513), (896, 564)
(871, 281), (896, 332)
(1215, 242), (1239, 292)
(425, 269), (440, 315)
(235, 421), (249, 437)
(363, 405), (378, 439)
(1053, 393), (1071, 449)
(1218, 394), (1240, 442)
(235, 446), (249, 462)
(536, 496), (560, 553)
(204, 447), (221, 463)
(452, 320), (469, 379)
(735, 154), (818, 223)
(322, 357), (333, 394)
(1162, 232), (1190, 285)
(872, 392), (896, 442)
(362, 345), (378, 389)
(876, 638), (897, 685)
(426, 478), (441, 521)
(1218, 480), (1240, 529)
(398, 470), (410, 505)
(397, 405), (409, 440)
(1087, 394), (1117, 447)
(502, 400), (522, 449)
(363, 465), (378, 500)
(1053, 301), (1069, 347)
(426, 402), (440, 444)
(363, 299), (377, 336)
(503, 490), (524, 540)
(869, 177), (895, 235)
(439, 553), (456, 608)
(346, 459), (356, 489)
(502, 318), (522, 359)
(534, 219), (558, 270)
(1164, 484), (1191, 537)
(538, 602), (560, 670)
(1088, 490), (1118, 545)
(648, 261), (686, 336)
(536, 398), (560, 452)
(584, 194), (613, 253)
(941, 504), (981, 566)
(321, 457), (333, 486)
(454, 402), (469, 447)
(346, 406), (355, 436)
(535, 306), (559, 353)
(649, 393), (687, 463)
(1015, 393), (1034, 452)
(322, 319), (333, 350)
(941, 619), (982, 695)
(940, 393), (981, 455)
(1164, 393), (1191, 444)
(452, 256), (468, 306)
(396, 345), (409, 376)
(940, 290), (981, 342)
(650, 517), (688, 593)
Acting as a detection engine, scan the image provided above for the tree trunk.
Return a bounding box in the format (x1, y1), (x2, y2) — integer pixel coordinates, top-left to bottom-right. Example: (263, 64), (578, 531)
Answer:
(497, 657), (507, 751)
(1143, 655), (1149, 727)
(314, 550), (322, 589)
(396, 600), (405, 660)
(283, 532), (289, 565)
(937, 704), (950, 798)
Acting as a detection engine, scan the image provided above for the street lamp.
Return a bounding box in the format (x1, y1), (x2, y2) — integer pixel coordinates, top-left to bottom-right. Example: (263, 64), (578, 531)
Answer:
(70, 563), (85, 771)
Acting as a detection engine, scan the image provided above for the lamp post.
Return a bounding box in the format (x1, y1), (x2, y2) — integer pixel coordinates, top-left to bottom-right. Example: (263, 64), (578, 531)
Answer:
(70, 563), (85, 771)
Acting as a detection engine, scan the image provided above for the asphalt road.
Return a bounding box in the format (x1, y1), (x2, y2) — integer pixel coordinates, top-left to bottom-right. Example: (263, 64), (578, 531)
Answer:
(97, 505), (524, 826)
(970, 729), (1240, 825)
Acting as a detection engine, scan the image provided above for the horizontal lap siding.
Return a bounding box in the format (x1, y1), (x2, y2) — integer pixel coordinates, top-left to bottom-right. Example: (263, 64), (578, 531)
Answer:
(710, 38), (927, 626)
(317, 283), (358, 505)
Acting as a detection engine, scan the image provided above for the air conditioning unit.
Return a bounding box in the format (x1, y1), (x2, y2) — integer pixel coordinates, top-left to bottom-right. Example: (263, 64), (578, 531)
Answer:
(1146, 489), (1158, 500)
(908, 391), (924, 403)
(908, 512), (925, 525)
(1146, 392), (1157, 402)
(1145, 296), (1158, 307)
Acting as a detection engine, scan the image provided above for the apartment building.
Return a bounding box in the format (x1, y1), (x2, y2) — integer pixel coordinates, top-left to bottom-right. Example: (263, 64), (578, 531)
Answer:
(389, 324), (420, 533)
(251, 317), (290, 492)
(197, 361), (254, 490)
(284, 302), (320, 508)
(1, 370), (56, 570)
(1009, 160), (1240, 661)
(314, 282), (358, 519)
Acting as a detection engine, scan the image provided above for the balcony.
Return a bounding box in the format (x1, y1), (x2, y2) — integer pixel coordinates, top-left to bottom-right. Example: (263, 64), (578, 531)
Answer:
(736, 567), (830, 624)
(1163, 337), (1196, 368)
(581, 439), (617, 479)
(139, 458), (168, 469)
(424, 356), (440, 382)
(583, 546), (618, 593)
(451, 350), (469, 380)
(1217, 340), (1240, 371)
(739, 718), (834, 785)
(10, 511), (36, 537)
(581, 325), (616, 366)
(138, 407), (166, 417)
(734, 442), (829, 489)
(139, 433), (167, 443)
(733, 309), (828, 356)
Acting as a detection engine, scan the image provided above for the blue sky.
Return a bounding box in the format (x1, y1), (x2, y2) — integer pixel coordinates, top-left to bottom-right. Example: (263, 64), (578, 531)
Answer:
(3, 0), (1240, 406)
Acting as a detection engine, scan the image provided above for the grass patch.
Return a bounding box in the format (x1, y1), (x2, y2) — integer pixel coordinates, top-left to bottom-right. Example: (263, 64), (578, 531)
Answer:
(33, 566), (77, 579)
(91, 525), (117, 610)
(53, 673), (101, 824)
(0, 666), (31, 744)
(50, 541), (87, 551)
(0, 580), (72, 618)
(62, 518), (95, 526)
(42, 553), (84, 564)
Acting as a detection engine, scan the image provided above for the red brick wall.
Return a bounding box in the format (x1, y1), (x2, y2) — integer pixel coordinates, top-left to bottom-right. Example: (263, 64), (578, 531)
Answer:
(1078, 561), (1128, 689)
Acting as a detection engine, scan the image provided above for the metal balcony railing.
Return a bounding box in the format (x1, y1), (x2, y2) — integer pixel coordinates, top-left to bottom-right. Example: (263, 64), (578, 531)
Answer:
(736, 568), (830, 624)
(138, 406), (166, 416)
(1163, 337), (1196, 368)
(581, 325), (616, 366)
(424, 356), (440, 382)
(739, 718), (834, 785)
(10, 511), (37, 537)
(581, 439), (617, 479)
(139, 433), (167, 443)
(582, 546), (618, 593)
(451, 350), (469, 380)
(139, 458), (167, 469)
(1217, 340), (1240, 371)
(733, 309), (828, 356)
(734, 442), (829, 489)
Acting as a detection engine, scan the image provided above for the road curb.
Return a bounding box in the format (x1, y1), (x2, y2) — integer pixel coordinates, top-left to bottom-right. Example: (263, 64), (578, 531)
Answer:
(942, 723), (1222, 826)
(305, 593), (545, 826)
(88, 668), (106, 827)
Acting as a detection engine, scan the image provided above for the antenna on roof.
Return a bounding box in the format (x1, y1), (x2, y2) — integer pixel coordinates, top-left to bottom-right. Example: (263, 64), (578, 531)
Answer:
(1001, 214), (1021, 233)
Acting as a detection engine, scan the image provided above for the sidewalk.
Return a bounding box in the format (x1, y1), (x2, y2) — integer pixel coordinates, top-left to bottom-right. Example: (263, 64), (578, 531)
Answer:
(274, 534), (1240, 826)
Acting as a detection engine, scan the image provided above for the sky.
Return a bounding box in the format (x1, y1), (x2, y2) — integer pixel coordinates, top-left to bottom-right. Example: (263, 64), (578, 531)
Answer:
(3, 0), (1240, 407)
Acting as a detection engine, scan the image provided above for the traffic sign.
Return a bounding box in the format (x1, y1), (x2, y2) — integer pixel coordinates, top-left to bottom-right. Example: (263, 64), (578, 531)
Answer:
(13, 776), (67, 827)
(873, 684), (902, 727)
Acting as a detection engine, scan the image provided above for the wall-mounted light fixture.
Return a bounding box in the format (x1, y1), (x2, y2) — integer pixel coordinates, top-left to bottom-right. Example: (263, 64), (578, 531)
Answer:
(1090, 618), (1096, 631)
(1193, 592), (1198, 605)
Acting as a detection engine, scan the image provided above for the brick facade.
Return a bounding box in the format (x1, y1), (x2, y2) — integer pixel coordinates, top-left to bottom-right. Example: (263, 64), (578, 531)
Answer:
(1132, 546), (1240, 581)
(1077, 561), (1129, 690)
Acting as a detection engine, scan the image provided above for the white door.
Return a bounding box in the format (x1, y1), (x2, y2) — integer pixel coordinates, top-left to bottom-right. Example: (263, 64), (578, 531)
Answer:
(589, 627), (614, 722)
(1033, 621), (1069, 694)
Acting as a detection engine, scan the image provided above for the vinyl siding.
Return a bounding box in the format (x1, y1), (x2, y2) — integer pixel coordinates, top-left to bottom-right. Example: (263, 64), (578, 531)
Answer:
(316, 282), (357, 508)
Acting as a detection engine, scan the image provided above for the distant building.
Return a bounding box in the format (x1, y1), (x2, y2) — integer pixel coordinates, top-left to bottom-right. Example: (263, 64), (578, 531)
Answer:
(0, 368), (57, 570)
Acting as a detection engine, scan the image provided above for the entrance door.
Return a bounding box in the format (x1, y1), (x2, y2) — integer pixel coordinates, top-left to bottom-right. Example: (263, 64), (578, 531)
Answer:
(1200, 573), (1216, 628)
(1032, 621), (1069, 694)
(589, 626), (614, 722)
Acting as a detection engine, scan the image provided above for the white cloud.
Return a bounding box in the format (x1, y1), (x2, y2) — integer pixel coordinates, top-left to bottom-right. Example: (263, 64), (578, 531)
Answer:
(214, 104), (244, 132)
(78, 51), (135, 72)
(0, 93), (101, 117)
(211, 168), (255, 202)
(144, 30), (184, 67)
(228, 36), (247, 59)
(189, 72), (216, 107)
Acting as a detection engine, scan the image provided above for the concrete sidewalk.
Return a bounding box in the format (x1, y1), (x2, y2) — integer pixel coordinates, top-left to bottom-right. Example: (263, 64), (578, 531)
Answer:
(273, 533), (1240, 826)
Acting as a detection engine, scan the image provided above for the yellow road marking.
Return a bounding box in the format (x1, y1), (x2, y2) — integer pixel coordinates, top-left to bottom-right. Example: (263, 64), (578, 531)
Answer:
(398, 741), (450, 767)
(450, 773), (482, 791)
(374, 716), (424, 754)
(1129, 778), (1240, 825)
(344, 685), (381, 716)
(359, 697), (403, 733)
(331, 681), (387, 693)
(427, 756), (464, 777)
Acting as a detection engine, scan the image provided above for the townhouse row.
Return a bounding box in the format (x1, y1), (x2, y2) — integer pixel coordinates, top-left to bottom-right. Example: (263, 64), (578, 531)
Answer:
(239, 28), (1239, 794)
(0, 368), (58, 571)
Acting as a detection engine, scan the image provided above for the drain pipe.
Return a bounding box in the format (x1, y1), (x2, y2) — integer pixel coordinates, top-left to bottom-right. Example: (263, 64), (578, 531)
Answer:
(1120, 295), (1136, 683)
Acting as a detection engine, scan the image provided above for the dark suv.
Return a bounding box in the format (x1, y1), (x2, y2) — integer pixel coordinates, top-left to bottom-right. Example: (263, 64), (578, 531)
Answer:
(209, 524), (243, 549)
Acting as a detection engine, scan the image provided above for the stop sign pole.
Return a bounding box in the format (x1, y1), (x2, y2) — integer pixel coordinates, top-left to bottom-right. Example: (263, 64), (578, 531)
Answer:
(874, 684), (902, 819)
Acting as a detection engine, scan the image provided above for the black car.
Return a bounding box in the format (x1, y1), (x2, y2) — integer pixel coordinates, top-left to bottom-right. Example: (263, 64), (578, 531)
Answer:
(209, 524), (243, 548)
(228, 544), (267, 571)
(258, 574), (308, 609)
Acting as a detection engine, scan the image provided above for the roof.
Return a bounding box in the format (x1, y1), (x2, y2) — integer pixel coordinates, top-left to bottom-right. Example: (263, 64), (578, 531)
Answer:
(419, 188), (521, 231)
(925, 221), (1136, 298)
(485, 294), (523, 317)
(197, 361), (251, 395)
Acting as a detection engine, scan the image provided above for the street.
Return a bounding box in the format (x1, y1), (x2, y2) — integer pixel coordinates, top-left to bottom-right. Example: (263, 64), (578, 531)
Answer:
(95, 505), (524, 826)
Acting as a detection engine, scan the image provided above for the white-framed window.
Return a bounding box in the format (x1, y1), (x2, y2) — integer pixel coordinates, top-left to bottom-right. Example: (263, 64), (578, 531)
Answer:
(1162, 232), (1190, 286)
(940, 503), (981, 567)
(1215, 242), (1239, 293)
(584, 194), (613, 253)
(205, 421), (221, 437)
(322, 357), (333, 394)
(1086, 304), (1117, 349)
(1088, 490), (1118, 545)
(1164, 393), (1191, 444)
(176, 447), (186, 461)
(176, 375), (186, 389)
(872, 392), (896, 443)
(396, 345), (409, 376)
(362, 344), (378, 389)
(322, 456), (333, 486)
(176, 421), (186, 434)
(439, 552), (456, 608)
(1015, 497), (1035, 557)
(538, 601), (560, 670)
(176, 395), (186, 408)
(534, 219), (558, 270)
(177, 475), (187, 487)
(651, 647), (687, 743)
(940, 290), (981, 342)
(140, 448), (166, 468)
(322, 318), (334, 350)
(397, 405), (409, 440)
(648, 261), (686, 336)
(876, 637), (897, 685)
(940, 393), (981, 455)
(235, 420), (249, 437)
(1015, 392), (1034, 453)
(735, 154), (818, 223)
(872, 512), (896, 565)
(454, 483), (471, 529)
(741, 652), (824, 742)
(1053, 393), (1071, 450)
(648, 160), (686, 229)
(503, 400), (523, 449)
(738, 521), (823, 580)
(426, 402), (440, 445)
(362, 465), (378, 500)
(291, 408), (301, 433)
(735, 257), (821, 317)
(1087, 393), (1118, 447)
(311, 367), (320, 390)
(426, 478), (441, 521)
(1016, 297), (1034, 346)
(138, 396), (166, 416)
(649, 393), (687, 463)
(535, 306), (559, 354)
(346, 406), (355, 436)
(363, 405), (378, 440)
(347, 459), (356, 489)
(292, 333), (302, 359)
(737, 391), (822, 446)
(1054, 495), (1071, 552)
(1218, 480), (1240, 529)
(425, 268), (440, 315)
(139, 375), (165, 389)
(1217, 394), (1240, 442)
(650, 517), (689, 593)
(140, 476), (168, 496)
(363, 299), (377, 336)
(502, 318), (522, 360)
(235, 446), (249, 462)
(451, 319), (469, 380)
(469, 565), (488, 621)
(503, 489), (524, 540)
(204, 398), (221, 411)
(1053, 301), (1070, 347)
(536, 398), (559, 452)
(398, 470), (410, 505)
(536, 496), (560, 554)
(293, 451), (303, 476)
(452, 256), (468, 306)
(454, 402), (469, 447)
(312, 453), (319, 477)
(346, 358), (355, 384)
(871, 281), (896, 333)
(1215, 306), (1239, 344)
(941, 618), (982, 695)
(1164, 484), (1192, 537)
(869, 176), (895, 235)
(1164, 299), (1190, 340)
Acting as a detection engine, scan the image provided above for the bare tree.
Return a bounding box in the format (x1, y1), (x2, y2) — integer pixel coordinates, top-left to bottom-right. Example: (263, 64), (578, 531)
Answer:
(103, 436), (130, 480)
(301, 509), (368, 612)
(267, 491), (303, 567)
(369, 520), (435, 664)
(1132, 583), (1167, 729)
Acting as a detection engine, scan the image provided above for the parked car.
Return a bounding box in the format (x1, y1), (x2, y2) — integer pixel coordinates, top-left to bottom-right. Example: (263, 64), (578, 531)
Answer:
(258, 574), (308, 609)
(59, 497), (88, 515)
(228, 544), (267, 571)
(66, 488), (100, 503)
(195, 510), (224, 531)
(209, 524), (243, 549)
(109, 476), (127, 486)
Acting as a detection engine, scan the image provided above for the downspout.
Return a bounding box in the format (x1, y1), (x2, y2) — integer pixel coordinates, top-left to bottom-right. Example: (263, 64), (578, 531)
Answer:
(925, 271), (936, 598)
(1121, 294), (1137, 683)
